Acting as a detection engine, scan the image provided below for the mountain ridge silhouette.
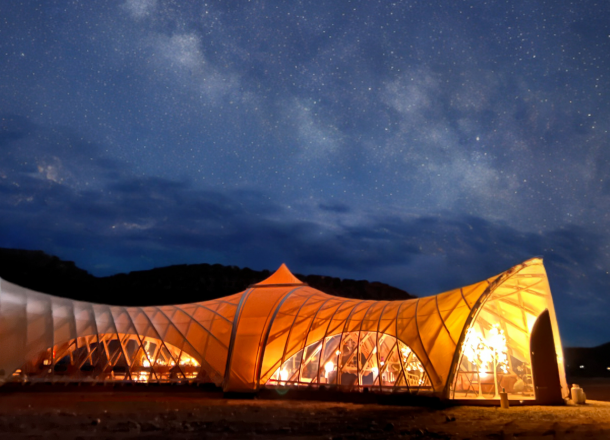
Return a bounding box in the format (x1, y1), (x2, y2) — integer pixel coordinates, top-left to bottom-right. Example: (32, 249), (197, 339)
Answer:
(0, 247), (416, 306)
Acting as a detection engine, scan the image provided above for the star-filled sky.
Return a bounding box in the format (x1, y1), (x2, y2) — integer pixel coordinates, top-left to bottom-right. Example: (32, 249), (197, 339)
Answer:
(1, 0), (609, 346)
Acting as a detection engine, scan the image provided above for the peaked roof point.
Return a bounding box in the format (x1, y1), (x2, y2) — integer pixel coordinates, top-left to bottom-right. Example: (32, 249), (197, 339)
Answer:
(252, 263), (305, 287)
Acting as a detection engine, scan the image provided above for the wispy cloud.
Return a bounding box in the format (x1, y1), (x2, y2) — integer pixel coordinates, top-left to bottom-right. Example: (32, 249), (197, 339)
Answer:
(122, 0), (157, 19)
(1, 118), (609, 345)
(291, 98), (343, 159)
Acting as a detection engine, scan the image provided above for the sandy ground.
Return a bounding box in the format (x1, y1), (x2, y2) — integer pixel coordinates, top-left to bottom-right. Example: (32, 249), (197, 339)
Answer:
(0, 388), (609, 440)
(568, 377), (610, 402)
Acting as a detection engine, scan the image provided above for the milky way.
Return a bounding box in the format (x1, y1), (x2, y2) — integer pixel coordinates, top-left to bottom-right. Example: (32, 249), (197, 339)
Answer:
(1, 0), (609, 346)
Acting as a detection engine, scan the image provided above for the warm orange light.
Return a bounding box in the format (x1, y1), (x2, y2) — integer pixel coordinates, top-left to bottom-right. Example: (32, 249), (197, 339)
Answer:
(279, 368), (289, 381)
(462, 323), (508, 397)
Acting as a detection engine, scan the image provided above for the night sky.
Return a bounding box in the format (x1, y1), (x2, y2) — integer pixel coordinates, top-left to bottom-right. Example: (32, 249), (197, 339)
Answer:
(1, 1), (609, 347)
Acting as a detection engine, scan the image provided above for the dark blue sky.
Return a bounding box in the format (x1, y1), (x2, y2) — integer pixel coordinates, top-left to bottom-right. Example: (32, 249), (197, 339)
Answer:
(1, 0), (609, 346)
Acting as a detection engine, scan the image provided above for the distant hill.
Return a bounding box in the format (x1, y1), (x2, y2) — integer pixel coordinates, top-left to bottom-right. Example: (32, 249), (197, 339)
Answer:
(565, 342), (610, 378)
(0, 247), (416, 306)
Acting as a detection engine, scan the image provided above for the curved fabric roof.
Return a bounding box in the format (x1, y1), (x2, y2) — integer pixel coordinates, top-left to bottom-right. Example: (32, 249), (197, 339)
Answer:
(0, 258), (566, 401)
(0, 280), (243, 385)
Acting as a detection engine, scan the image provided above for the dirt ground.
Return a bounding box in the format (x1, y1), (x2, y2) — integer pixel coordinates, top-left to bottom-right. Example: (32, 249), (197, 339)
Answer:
(0, 387), (609, 440)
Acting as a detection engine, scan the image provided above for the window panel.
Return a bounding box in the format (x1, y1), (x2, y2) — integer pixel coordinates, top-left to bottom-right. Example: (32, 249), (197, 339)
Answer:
(264, 331), (431, 394)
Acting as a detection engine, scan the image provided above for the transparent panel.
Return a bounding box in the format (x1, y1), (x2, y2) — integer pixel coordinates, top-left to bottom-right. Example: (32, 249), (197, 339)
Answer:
(338, 332), (359, 387)
(124, 339), (139, 364)
(68, 336), (98, 380)
(52, 340), (77, 380)
(177, 349), (200, 380)
(398, 340), (430, 389)
(151, 346), (174, 381)
(360, 349), (378, 386)
(377, 334), (394, 367)
(319, 334), (341, 385)
(16, 334), (201, 384)
(358, 332), (378, 386)
(395, 370), (407, 388)
(267, 349), (303, 386)
(451, 272), (552, 400)
(130, 344), (152, 382)
(265, 332), (431, 394)
(379, 336), (400, 388)
(299, 340), (321, 384)
(93, 338), (111, 379)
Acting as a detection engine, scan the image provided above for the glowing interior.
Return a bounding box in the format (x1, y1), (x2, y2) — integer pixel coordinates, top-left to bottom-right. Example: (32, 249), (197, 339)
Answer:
(451, 270), (557, 400)
(266, 331), (431, 391)
(13, 333), (201, 383)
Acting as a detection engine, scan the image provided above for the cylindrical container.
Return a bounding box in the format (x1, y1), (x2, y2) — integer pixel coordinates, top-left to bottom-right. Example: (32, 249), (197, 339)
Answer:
(571, 384), (586, 404)
(500, 388), (509, 409)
